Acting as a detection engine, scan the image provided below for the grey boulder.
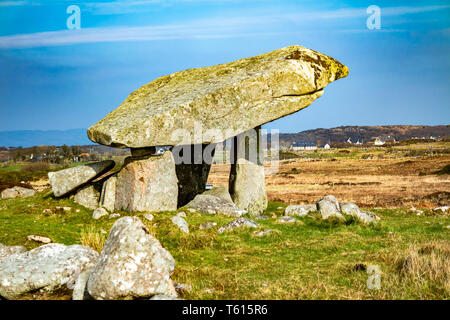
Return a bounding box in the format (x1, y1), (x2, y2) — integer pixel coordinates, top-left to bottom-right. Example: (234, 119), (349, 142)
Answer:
(1, 186), (35, 199)
(284, 204), (316, 217)
(340, 203), (380, 224)
(316, 195), (345, 220)
(0, 244), (99, 299)
(185, 194), (246, 217)
(87, 217), (176, 300)
(74, 184), (100, 210)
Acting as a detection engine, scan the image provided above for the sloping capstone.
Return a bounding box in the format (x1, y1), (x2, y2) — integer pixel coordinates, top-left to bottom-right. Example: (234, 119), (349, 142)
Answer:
(87, 45), (348, 148)
(48, 160), (115, 197)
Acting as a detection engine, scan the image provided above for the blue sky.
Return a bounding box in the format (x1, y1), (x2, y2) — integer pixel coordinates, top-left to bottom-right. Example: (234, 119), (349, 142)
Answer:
(0, 0), (449, 134)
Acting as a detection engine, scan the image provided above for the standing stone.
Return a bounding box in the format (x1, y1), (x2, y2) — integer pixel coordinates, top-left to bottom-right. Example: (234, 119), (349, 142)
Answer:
(0, 244), (98, 299)
(48, 160), (115, 197)
(74, 184), (100, 210)
(87, 217), (176, 300)
(99, 174), (117, 212)
(229, 127), (267, 216)
(1, 186), (35, 199)
(172, 144), (216, 207)
(114, 151), (178, 212)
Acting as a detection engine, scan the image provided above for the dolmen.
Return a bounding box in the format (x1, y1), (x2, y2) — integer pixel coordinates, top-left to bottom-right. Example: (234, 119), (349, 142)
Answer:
(50, 45), (349, 216)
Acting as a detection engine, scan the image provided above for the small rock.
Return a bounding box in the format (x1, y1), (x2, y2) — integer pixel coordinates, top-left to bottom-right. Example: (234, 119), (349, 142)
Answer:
(143, 213), (154, 221)
(100, 229), (107, 234)
(171, 216), (189, 234)
(1, 186), (35, 199)
(27, 235), (52, 244)
(217, 218), (258, 234)
(284, 204), (316, 217)
(433, 206), (449, 213)
(277, 216), (297, 223)
(254, 215), (269, 220)
(198, 222), (217, 230)
(204, 288), (213, 294)
(176, 212), (187, 218)
(92, 207), (108, 220)
(187, 208), (196, 213)
(109, 213), (121, 219)
(42, 209), (52, 214)
(173, 282), (192, 295)
(56, 206), (72, 212)
(252, 229), (273, 237)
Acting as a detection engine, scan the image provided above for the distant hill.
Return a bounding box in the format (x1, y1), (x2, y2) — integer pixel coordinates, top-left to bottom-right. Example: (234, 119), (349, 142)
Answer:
(0, 129), (93, 148)
(1, 125), (449, 148)
(279, 125), (450, 145)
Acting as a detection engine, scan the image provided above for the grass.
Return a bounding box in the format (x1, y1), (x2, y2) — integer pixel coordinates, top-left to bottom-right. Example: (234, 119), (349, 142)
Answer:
(0, 194), (448, 300)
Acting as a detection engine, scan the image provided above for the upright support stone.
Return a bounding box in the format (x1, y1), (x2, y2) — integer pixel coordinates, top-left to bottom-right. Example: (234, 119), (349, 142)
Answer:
(114, 151), (178, 212)
(229, 126), (267, 216)
(172, 144), (216, 207)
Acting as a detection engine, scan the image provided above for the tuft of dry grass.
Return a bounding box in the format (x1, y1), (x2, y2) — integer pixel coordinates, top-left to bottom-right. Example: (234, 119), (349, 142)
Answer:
(80, 226), (106, 253)
(395, 241), (450, 295)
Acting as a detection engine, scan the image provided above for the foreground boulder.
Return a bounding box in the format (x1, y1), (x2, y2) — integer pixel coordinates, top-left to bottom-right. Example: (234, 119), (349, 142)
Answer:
(87, 217), (176, 300)
(0, 244), (27, 261)
(340, 203), (380, 224)
(0, 244), (98, 299)
(217, 218), (259, 234)
(316, 195), (345, 220)
(87, 45), (348, 148)
(48, 160), (115, 197)
(1, 186), (35, 199)
(114, 152), (178, 212)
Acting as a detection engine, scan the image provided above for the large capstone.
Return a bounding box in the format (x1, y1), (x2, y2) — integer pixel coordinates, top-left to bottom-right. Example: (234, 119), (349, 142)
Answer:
(87, 45), (348, 148)
(229, 126), (267, 216)
(114, 151), (178, 212)
(48, 160), (115, 197)
(86, 217), (176, 300)
(0, 244), (98, 300)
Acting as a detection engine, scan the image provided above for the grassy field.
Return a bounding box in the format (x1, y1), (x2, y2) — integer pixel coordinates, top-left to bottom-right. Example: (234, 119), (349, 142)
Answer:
(0, 142), (448, 300)
(0, 193), (448, 300)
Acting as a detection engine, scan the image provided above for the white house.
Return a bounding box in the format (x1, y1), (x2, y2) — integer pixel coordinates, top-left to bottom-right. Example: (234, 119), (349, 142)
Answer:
(291, 141), (317, 151)
(323, 144), (331, 149)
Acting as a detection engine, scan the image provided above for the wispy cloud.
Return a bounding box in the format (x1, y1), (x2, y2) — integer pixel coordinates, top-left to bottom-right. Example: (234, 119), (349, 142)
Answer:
(0, 1), (28, 6)
(0, 5), (449, 49)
